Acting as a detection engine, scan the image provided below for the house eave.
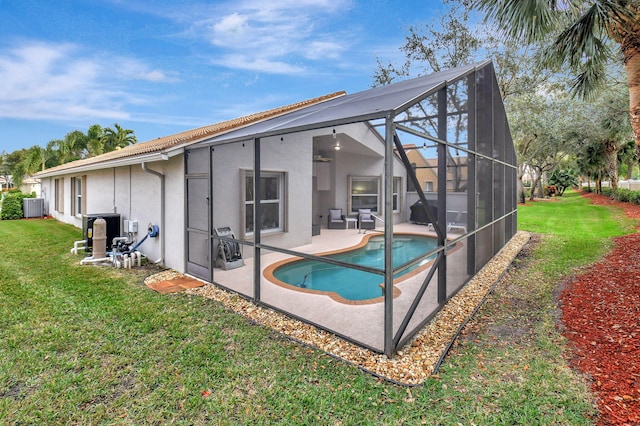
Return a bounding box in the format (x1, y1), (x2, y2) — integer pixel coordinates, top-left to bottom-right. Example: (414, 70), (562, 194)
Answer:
(34, 150), (180, 178)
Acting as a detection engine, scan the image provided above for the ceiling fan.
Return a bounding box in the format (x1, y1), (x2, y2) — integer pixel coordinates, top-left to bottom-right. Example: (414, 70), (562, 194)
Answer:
(313, 154), (332, 162)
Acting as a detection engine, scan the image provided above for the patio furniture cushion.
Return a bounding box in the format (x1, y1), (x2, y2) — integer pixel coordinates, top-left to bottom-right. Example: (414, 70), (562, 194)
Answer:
(328, 208), (346, 229)
(329, 209), (342, 220)
(358, 208), (375, 230)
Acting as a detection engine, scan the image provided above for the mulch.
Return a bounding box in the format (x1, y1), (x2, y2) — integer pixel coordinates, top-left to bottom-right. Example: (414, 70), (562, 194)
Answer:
(560, 191), (640, 425)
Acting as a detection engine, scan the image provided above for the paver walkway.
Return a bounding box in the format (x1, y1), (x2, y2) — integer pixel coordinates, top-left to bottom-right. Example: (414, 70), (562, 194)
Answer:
(146, 276), (204, 294)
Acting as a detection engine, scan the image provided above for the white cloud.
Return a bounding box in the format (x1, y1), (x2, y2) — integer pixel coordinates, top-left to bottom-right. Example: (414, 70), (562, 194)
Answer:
(212, 12), (250, 43)
(212, 54), (306, 74)
(0, 40), (177, 122)
(304, 40), (345, 61)
(188, 0), (355, 74)
(113, 57), (180, 83)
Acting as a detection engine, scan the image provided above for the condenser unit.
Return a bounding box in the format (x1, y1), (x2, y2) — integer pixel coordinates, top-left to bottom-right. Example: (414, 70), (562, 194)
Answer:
(22, 198), (44, 218)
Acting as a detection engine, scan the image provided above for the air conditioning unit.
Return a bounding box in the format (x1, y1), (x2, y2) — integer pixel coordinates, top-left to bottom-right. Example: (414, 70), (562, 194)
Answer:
(23, 198), (44, 218)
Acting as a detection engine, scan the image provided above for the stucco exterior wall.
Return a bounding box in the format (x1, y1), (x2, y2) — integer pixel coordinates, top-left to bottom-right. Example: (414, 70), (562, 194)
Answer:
(39, 155), (186, 273)
(332, 123), (407, 225)
(211, 133), (313, 257)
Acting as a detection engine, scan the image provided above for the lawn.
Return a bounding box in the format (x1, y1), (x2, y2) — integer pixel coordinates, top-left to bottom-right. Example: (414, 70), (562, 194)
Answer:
(0, 191), (635, 425)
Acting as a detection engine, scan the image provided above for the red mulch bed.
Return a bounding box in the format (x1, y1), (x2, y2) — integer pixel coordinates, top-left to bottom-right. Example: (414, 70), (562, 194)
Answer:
(560, 191), (640, 425)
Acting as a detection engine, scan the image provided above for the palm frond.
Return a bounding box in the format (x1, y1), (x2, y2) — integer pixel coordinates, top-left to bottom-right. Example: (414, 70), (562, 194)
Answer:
(569, 53), (608, 99)
(472, 0), (559, 43)
(551, 2), (613, 66)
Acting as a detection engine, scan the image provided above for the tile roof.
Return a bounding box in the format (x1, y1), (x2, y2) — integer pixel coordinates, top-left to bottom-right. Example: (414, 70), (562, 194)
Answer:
(34, 91), (345, 177)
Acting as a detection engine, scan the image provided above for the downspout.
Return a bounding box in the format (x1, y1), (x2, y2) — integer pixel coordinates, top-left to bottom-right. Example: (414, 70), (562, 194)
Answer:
(141, 160), (165, 265)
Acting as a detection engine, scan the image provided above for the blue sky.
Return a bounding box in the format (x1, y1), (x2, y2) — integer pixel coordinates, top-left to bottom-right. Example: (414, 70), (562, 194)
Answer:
(0, 0), (450, 153)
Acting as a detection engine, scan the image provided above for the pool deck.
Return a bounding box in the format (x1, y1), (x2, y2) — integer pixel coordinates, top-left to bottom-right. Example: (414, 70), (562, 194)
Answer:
(206, 223), (469, 351)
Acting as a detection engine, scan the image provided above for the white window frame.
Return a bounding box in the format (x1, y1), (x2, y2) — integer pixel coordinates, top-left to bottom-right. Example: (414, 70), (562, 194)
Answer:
(71, 176), (83, 216)
(348, 176), (380, 214)
(55, 178), (64, 213)
(424, 181), (434, 192)
(393, 176), (402, 213)
(242, 170), (286, 237)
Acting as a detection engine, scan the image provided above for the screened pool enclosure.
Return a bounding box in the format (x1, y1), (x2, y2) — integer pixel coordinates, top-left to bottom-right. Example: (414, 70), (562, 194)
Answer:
(184, 61), (516, 357)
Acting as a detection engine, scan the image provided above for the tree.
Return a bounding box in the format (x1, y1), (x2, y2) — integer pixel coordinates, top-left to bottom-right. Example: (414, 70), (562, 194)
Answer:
(565, 84), (632, 194)
(54, 130), (87, 164)
(576, 138), (607, 192)
(508, 93), (547, 202)
(8, 144), (56, 187)
(506, 88), (579, 201)
(618, 138), (638, 179)
(374, 1), (557, 198)
(2, 149), (29, 187)
(549, 169), (579, 195)
(86, 124), (106, 157)
(373, 1), (483, 193)
(103, 123), (136, 152)
(473, 0), (640, 160)
(599, 86), (634, 194)
(1, 123), (138, 182)
(0, 152), (11, 190)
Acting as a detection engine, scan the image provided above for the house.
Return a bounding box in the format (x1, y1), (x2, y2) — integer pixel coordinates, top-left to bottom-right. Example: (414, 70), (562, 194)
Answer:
(35, 91), (345, 270)
(35, 61), (517, 356)
(20, 177), (41, 197)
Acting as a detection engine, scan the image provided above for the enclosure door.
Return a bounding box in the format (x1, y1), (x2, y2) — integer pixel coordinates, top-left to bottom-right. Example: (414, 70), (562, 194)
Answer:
(185, 147), (212, 281)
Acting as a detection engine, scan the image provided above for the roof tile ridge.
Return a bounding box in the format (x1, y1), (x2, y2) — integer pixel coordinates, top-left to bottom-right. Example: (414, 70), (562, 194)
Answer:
(34, 91), (346, 177)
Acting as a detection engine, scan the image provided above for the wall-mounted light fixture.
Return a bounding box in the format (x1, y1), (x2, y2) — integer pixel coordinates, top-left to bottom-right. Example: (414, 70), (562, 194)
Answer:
(333, 128), (341, 150)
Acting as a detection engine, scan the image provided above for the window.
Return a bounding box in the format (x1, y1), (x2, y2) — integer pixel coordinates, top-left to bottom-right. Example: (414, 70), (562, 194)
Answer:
(349, 176), (379, 213)
(243, 171), (285, 235)
(55, 178), (64, 213)
(424, 181), (434, 192)
(393, 177), (401, 212)
(71, 176), (85, 216)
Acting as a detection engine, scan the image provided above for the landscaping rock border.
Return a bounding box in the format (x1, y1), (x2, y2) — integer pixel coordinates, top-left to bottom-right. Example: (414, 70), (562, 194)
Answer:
(146, 231), (530, 385)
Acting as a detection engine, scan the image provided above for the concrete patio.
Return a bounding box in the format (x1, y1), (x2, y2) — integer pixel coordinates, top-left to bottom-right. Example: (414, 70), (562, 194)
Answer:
(209, 222), (471, 351)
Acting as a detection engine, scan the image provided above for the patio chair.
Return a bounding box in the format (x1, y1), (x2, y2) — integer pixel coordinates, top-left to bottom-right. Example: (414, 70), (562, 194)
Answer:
(358, 208), (375, 231)
(446, 210), (468, 233)
(328, 208), (346, 229)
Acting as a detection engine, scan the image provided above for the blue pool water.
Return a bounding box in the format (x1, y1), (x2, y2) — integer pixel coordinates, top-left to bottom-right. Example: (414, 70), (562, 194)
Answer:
(272, 235), (437, 301)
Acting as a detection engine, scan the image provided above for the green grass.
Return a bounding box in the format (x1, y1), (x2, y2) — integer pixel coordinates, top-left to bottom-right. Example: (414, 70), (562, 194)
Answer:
(0, 193), (635, 425)
(518, 190), (636, 277)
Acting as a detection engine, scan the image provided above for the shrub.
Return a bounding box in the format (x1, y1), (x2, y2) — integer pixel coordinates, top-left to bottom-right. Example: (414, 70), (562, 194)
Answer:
(548, 169), (578, 195)
(543, 185), (557, 197)
(0, 191), (32, 220)
(601, 187), (613, 197)
(617, 188), (632, 202)
(630, 191), (640, 205)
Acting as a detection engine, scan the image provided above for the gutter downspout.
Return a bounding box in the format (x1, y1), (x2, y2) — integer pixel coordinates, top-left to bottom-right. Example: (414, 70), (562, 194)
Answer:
(141, 161), (165, 265)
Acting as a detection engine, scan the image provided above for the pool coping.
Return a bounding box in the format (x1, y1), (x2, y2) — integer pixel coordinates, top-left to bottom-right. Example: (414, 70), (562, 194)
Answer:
(263, 232), (462, 305)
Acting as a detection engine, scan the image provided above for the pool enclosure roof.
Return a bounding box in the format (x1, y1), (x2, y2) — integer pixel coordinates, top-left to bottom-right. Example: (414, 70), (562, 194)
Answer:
(193, 61), (489, 147)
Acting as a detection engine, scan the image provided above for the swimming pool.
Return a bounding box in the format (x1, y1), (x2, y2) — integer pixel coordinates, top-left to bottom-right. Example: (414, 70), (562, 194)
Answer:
(266, 234), (438, 302)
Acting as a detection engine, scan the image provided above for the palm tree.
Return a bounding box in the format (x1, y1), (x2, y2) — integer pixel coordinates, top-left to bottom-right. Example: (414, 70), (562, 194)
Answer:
(473, 1), (640, 148)
(55, 130), (88, 163)
(103, 123), (136, 151)
(576, 136), (608, 192)
(86, 124), (106, 157)
(10, 145), (55, 186)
